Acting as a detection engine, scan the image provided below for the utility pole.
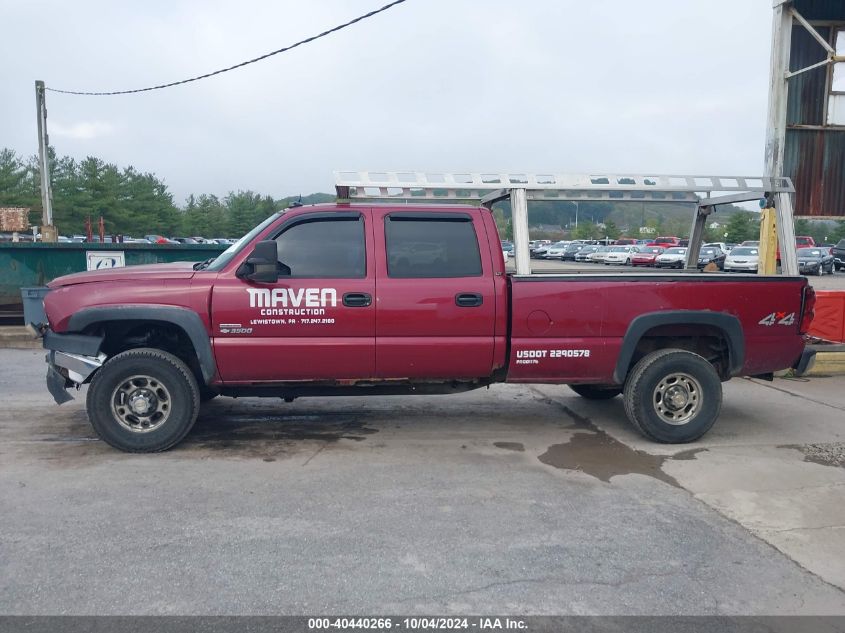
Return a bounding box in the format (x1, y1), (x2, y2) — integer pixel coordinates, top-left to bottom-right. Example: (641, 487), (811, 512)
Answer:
(35, 80), (57, 242)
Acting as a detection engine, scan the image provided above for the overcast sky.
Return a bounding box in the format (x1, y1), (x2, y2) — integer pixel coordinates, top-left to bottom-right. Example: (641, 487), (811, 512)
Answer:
(2, 0), (774, 205)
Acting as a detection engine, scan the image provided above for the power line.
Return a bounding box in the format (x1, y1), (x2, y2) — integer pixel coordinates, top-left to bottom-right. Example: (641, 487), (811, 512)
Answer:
(46, 0), (408, 96)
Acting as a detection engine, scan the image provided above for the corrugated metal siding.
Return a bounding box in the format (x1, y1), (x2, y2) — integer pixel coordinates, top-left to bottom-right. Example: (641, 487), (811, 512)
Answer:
(794, 0), (845, 21)
(786, 25), (829, 126)
(784, 129), (845, 216)
(783, 2), (844, 217)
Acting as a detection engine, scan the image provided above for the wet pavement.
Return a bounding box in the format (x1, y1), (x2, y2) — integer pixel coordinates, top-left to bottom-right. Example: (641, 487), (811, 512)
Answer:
(1, 349), (845, 615)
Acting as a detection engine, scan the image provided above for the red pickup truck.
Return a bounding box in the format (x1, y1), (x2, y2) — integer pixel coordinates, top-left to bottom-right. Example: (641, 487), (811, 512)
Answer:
(34, 203), (816, 452)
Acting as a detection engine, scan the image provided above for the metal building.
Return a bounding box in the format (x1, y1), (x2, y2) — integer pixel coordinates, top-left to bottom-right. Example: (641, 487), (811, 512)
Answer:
(768, 0), (845, 218)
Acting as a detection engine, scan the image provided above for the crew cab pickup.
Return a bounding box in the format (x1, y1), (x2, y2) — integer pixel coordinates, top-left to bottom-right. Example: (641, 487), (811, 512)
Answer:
(33, 203), (817, 452)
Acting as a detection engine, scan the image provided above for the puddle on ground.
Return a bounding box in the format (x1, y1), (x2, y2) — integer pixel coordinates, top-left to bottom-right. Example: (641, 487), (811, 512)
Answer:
(779, 443), (845, 469)
(180, 408), (379, 458)
(493, 441), (525, 452)
(19, 404), (379, 465)
(531, 395), (708, 486)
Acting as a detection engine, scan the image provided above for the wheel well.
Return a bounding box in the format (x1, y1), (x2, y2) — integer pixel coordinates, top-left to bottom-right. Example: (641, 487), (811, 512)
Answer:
(86, 320), (204, 385)
(627, 324), (732, 380)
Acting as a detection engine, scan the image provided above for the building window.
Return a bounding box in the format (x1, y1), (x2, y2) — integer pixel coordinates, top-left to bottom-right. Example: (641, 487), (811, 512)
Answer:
(833, 30), (845, 93)
(827, 29), (845, 125)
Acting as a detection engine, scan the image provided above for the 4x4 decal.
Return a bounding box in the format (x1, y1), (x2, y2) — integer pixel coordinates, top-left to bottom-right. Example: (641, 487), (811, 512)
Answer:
(758, 312), (795, 326)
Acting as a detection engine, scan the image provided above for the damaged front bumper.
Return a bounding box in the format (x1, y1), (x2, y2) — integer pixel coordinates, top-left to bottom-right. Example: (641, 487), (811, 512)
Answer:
(40, 330), (106, 404)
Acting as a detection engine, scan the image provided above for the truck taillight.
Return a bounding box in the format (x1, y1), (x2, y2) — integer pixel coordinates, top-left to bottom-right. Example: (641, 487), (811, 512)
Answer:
(799, 285), (816, 335)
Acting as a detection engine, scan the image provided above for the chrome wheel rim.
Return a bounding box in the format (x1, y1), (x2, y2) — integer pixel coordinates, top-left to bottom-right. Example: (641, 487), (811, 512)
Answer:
(653, 372), (701, 425)
(111, 375), (171, 433)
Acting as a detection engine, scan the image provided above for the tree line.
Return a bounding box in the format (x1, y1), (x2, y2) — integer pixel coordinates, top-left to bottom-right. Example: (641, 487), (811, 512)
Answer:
(0, 148), (330, 238)
(3, 146), (844, 243)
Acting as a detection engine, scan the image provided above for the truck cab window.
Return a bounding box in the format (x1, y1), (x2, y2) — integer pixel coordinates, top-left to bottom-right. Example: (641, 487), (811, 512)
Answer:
(275, 217), (365, 278)
(385, 216), (482, 278)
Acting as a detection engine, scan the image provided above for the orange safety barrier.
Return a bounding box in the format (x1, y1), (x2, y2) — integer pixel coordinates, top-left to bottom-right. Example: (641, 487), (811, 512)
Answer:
(808, 291), (845, 343)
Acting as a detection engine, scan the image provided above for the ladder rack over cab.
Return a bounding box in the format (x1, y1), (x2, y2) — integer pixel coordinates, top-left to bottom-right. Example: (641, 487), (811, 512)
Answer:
(333, 170), (799, 276)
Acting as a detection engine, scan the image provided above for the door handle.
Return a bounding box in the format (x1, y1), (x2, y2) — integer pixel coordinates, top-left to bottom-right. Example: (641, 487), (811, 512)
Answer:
(342, 292), (372, 307)
(455, 293), (483, 307)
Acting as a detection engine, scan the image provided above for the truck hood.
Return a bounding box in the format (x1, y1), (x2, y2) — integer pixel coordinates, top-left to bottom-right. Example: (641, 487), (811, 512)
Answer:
(48, 262), (198, 288)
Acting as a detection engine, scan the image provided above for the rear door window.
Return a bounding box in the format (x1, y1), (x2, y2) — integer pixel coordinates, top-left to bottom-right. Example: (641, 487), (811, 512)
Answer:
(385, 215), (483, 278)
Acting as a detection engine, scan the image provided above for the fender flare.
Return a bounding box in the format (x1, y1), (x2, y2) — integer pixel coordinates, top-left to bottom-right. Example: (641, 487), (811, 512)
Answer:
(68, 305), (217, 384)
(613, 311), (745, 384)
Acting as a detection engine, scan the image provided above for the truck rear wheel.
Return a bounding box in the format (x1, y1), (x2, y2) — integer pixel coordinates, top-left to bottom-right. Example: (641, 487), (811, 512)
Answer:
(86, 348), (200, 452)
(569, 384), (622, 400)
(623, 349), (721, 443)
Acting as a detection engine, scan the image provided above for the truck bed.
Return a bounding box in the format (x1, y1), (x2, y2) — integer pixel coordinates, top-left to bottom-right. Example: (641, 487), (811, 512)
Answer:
(507, 273), (809, 384)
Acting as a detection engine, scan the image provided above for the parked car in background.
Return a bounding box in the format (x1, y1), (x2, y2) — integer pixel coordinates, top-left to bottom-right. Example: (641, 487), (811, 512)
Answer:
(648, 236), (682, 248)
(502, 246), (511, 259)
(211, 238), (235, 245)
(740, 240), (760, 247)
(561, 243), (584, 261)
(704, 242), (728, 253)
(655, 247), (688, 269)
(697, 247), (726, 270)
(189, 236), (211, 243)
(614, 237), (637, 245)
(724, 247), (760, 273)
(832, 239), (845, 271)
(544, 241), (569, 259)
(144, 234), (179, 244)
(574, 245), (599, 262)
(797, 247), (835, 276)
(172, 237), (199, 244)
(604, 245), (640, 266)
(631, 246), (665, 267)
(530, 240), (552, 258)
(587, 245), (613, 263)
(778, 235), (816, 263)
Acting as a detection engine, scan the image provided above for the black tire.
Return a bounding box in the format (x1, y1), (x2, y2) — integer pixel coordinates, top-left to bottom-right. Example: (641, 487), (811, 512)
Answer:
(622, 349), (722, 443)
(86, 348), (200, 452)
(569, 384), (623, 400)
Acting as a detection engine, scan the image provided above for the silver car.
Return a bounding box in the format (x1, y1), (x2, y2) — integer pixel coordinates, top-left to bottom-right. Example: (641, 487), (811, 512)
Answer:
(724, 247), (760, 272)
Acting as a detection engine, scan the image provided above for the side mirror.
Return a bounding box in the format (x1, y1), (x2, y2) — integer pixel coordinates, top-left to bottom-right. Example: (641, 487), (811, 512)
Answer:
(237, 240), (282, 283)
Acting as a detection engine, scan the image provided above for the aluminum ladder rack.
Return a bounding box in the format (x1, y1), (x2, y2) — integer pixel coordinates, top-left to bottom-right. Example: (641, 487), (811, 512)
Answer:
(334, 171), (798, 276)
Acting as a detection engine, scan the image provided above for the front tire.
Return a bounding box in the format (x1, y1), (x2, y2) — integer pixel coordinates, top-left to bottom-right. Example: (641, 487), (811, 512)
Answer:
(86, 348), (200, 452)
(623, 349), (722, 443)
(569, 384), (622, 400)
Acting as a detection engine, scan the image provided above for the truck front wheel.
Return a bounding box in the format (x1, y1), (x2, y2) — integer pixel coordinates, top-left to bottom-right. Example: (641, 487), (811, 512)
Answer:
(569, 384), (622, 400)
(623, 349), (721, 443)
(86, 348), (200, 452)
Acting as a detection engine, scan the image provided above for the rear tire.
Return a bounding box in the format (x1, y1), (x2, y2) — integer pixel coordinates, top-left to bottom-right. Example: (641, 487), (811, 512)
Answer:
(569, 384), (622, 400)
(86, 348), (200, 452)
(623, 349), (722, 443)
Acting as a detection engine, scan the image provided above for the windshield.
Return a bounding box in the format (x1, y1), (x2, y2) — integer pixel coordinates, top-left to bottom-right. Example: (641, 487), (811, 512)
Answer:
(798, 248), (823, 257)
(731, 248), (758, 256)
(644, 247), (662, 253)
(700, 249), (717, 256)
(204, 212), (282, 272)
(664, 248), (686, 254)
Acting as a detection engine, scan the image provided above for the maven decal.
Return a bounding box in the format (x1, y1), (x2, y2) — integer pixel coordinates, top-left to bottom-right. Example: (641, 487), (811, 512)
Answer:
(246, 288), (337, 316)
